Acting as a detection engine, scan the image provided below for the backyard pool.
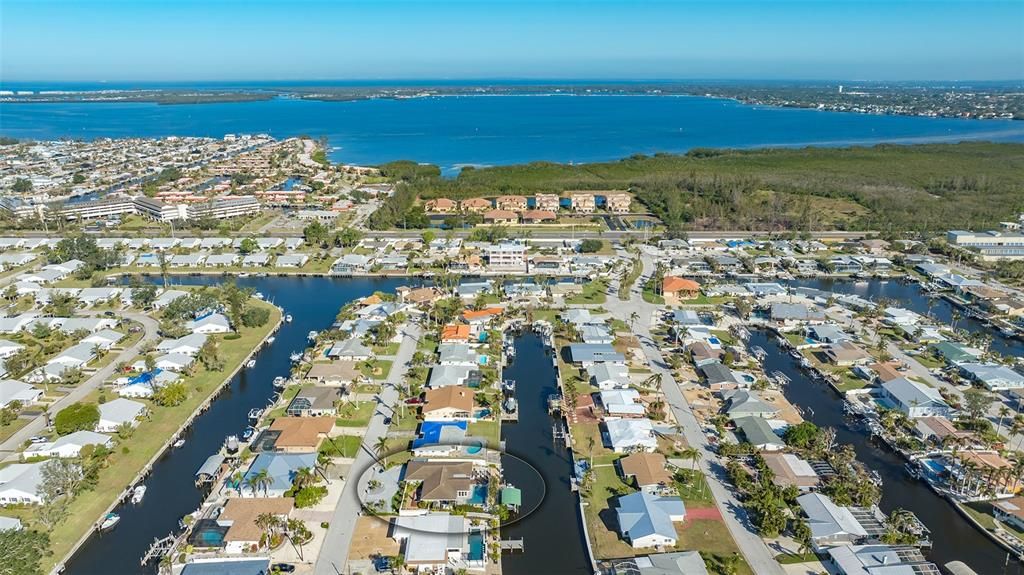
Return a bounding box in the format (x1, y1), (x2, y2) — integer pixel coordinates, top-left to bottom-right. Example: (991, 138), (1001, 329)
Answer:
(468, 531), (485, 561)
(466, 484), (488, 505)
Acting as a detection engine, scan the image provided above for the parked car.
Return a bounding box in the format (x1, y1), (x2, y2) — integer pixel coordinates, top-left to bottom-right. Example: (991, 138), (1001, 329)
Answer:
(271, 564), (295, 574)
(29, 436), (48, 444)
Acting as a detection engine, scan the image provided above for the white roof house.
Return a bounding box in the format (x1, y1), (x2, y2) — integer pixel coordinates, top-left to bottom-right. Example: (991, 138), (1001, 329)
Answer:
(0, 313), (39, 333)
(600, 389), (645, 417)
(242, 253), (270, 267)
(156, 333), (208, 356)
(959, 362), (1024, 391)
(23, 430), (112, 459)
(96, 398), (146, 432)
(0, 339), (25, 359)
(0, 379), (41, 408)
(827, 545), (935, 575)
(56, 317), (118, 334)
(82, 329), (125, 349)
(275, 254), (309, 268)
(47, 342), (95, 367)
(392, 513), (469, 569)
(76, 287), (122, 306)
(205, 253), (240, 267)
(187, 313), (231, 334)
(797, 492), (868, 549)
(171, 253), (206, 267)
(606, 418), (658, 453)
(0, 463), (46, 505)
(588, 363), (630, 390)
(615, 491), (687, 548)
(153, 289), (188, 309)
(881, 378), (952, 418)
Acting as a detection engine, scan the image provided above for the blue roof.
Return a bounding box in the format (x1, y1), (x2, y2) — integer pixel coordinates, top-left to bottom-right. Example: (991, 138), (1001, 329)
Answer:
(242, 452), (316, 494)
(129, 368), (163, 386)
(412, 421), (467, 449)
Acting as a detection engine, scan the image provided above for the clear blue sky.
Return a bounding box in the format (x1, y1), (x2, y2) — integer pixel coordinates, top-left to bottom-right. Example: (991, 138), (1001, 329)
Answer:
(2, 0), (1022, 82)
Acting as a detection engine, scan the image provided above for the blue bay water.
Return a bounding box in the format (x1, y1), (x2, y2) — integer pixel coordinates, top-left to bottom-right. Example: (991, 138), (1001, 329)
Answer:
(2, 95), (1023, 171)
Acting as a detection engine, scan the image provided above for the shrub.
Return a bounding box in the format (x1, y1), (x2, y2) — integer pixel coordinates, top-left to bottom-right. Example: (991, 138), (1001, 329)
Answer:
(294, 485), (328, 508)
(54, 403), (100, 435)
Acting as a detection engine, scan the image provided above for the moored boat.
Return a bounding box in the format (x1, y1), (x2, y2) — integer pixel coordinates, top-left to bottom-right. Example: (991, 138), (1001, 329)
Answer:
(98, 513), (120, 531)
(131, 485), (147, 504)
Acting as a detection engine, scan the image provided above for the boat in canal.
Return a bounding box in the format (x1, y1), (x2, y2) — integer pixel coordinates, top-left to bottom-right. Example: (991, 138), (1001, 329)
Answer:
(98, 513), (120, 531)
(285, 314), (293, 323)
(273, 376), (287, 390)
(131, 486), (147, 504)
(172, 438), (185, 448)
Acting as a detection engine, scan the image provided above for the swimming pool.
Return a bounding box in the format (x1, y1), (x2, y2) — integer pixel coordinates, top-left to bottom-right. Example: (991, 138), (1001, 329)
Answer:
(466, 484), (487, 505)
(466, 440), (484, 455)
(468, 532), (485, 561)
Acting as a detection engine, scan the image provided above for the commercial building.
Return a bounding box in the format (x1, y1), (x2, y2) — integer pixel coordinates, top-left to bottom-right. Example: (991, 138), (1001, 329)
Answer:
(948, 230), (1024, 261)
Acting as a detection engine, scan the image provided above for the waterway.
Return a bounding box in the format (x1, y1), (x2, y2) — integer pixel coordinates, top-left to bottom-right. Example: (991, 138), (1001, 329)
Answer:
(62, 276), (406, 575)
(500, 332), (591, 575)
(3, 94), (1024, 174)
(789, 277), (1024, 359)
(749, 330), (1023, 575)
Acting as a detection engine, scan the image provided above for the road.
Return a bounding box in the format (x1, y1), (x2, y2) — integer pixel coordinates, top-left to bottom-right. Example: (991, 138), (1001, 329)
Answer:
(360, 229), (874, 241)
(313, 323), (421, 575)
(0, 312), (160, 460)
(604, 252), (787, 575)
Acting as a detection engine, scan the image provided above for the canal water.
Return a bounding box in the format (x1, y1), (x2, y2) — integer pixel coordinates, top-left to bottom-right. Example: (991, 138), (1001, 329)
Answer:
(749, 331), (1023, 575)
(500, 332), (592, 575)
(789, 277), (1024, 358)
(63, 276), (406, 575)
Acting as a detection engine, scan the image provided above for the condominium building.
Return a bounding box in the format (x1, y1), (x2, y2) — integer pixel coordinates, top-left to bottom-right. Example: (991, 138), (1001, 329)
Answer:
(187, 196), (260, 220)
(485, 242), (527, 270)
(495, 195), (528, 211)
(948, 230), (1024, 261)
(133, 197), (189, 222)
(605, 192), (632, 214)
(534, 193), (560, 212)
(569, 192), (596, 213)
(59, 197), (136, 221)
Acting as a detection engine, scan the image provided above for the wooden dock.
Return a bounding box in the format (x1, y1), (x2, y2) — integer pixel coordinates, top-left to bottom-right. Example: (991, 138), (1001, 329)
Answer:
(499, 538), (524, 552)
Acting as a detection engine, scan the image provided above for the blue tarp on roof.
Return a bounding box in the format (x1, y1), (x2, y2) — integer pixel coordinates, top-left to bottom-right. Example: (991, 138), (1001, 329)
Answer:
(412, 421), (467, 449)
(128, 368), (163, 386)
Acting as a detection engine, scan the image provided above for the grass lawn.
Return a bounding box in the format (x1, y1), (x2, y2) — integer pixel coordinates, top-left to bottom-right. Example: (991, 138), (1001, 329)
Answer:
(581, 465), (635, 560)
(0, 417), (32, 444)
(336, 402), (376, 427)
(37, 300), (281, 572)
(677, 521), (752, 575)
(711, 330), (737, 347)
(913, 353), (944, 369)
(319, 435), (364, 458)
(776, 552), (821, 565)
(962, 501), (1024, 541)
(618, 259), (642, 301)
(784, 332), (806, 347)
(566, 279), (608, 305)
(641, 281), (665, 305)
(835, 373), (870, 392)
(360, 359), (394, 380)
(570, 423), (618, 465)
(674, 470), (715, 507)
(467, 420), (501, 449)
(373, 343), (400, 356)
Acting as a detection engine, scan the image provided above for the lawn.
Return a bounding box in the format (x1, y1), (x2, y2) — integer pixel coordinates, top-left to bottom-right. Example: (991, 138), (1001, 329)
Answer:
(372, 343), (401, 356)
(641, 280), (665, 305)
(570, 423), (618, 465)
(360, 359), (394, 380)
(618, 259), (642, 301)
(913, 353), (944, 370)
(38, 300), (281, 572)
(336, 402), (376, 427)
(962, 501), (1024, 541)
(674, 469), (715, 507)
(319, 435), (364, 458)
(467, 420), (501, 449)
(581, 465), (635, 560)
(565, 279), (608, 305)
(0, 416), (32, 444)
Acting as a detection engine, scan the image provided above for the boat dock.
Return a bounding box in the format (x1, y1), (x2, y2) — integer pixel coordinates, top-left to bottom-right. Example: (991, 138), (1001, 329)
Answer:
(499, 538), (525, 552)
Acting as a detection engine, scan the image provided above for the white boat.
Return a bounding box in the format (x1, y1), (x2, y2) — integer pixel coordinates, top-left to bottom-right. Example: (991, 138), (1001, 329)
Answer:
(131, 485), (147, 504)
(290, 352), (302, 363)
(172, 438), (185, 448)
(254, 292), (265, 300)
(307, 330), (318, 341)
(247, 408), (264, 422)
(98, 513), (120, 531)
(285, 314), (293, 323)
(246, 359), (256, 368)
(266, 336), (276, 344)
(273, 376), (287, 390)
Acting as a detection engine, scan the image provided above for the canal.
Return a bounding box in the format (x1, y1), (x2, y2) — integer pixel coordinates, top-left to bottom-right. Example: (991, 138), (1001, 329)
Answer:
(500, 331), (592, 575)
(789, 277), (1024, 358)
(63, 276), (407, 575)
(749, 331), (1023, 575)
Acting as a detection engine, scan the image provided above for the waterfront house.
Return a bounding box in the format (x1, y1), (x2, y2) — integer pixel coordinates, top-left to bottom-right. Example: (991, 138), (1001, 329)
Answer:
(304, 361), (362, 385)
(156, 333), (209, 356)
(880, 378), (952, 418)
(619, 452), (673, 493)
(609, 551), (709, 575)
(427, 365), (478, 389)
(440, 324), (472, 344)
(992, 496), (1024, 532)
(697, 361), (741, 391)
(534, 193), (560, 212)
(588, 363), (631, 390)
(484, 242), (527, 270)
(0, 339), (24, 359)
(331, 254), (373, 274)
(808, 324), (851, 344)
(615, 491), (687, 548)
(456, 281), (492, 301)
(723, 390), (779, 419)
(423, 386), (476, 421)
(153, 289), (188, 309)
(662, 276), (700, 304)
(770, 302), (826, 325)
(276, 254), (309, 268)
(391, 513), (471, 572)
(437, 343), (481, 366)
(459, 197), (491, 213)
(0, 462), (45, 505)
(796, 492), (868, 549)
(763, 453), (821, 491)
(411, 421), (474, 457)
(268, 416), (334, 452)
(461, 307), (503, 327)
(600, 389), (645, 418)
(495, 195), (528, 211)
(734, 416), (785, 451)
(327, 338), (372, 361)
(96, 398), (146, 432)
(580, 324), (614, 345)
(604, 192), (632, 213)
(205, 253), (240, 267)
(957, 362), (1024, 391)
(240, 452), (317, 497)
(22, 430), (112, 459)
(826, 545), (936, 575)
(424, 198), (457, 213)
(403, 460), (476, 506)
(568, 343), (626, 368)
(242, 252), (270, 267)
(217, 497), (294, 554)
(0, 379), (41, 408)
(828, 256), (863, 274)
(171, 253), (206, 268)
(823, 341), (873, 367)
(285, 387), (344, 417)
(187, 312), (232, 334)
(605, 418), (658, 453)
(912, 416), (977, 447)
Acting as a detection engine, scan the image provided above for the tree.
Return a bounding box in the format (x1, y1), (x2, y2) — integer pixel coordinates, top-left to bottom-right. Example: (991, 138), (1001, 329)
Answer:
(242, 306), (271, 328)
(158, 251), (170, 289)
(53, 403), (100, 436)
(238, 238), (258, 255)
(420, 230), (436, 245)
(198, 339), (224, 371)
(303, 221), (329, 246)
(131, 284), (158, 308)
(12, 178), (32, 193)
(783, 421), (821, 450)
(578, 238), (602, 253)
(286, 518), (314, 560)
(153, 382), (188, 407)
(791, 515), (812, 556)
(40, 458), (85, 502)
(246, 468), (272, 497)
(0, 528), (50, 575)
(334, 227), (362, 248)
(963, 389), (992, 423)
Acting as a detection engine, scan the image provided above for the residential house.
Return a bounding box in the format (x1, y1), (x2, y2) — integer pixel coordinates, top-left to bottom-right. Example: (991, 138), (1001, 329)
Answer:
(604, 192), (632, 214)
(217, 497), (294, 554)
(459, 198), (491, 213)
(427, 365), (478, 389)
(304, 361), (362, 385)
(588, 363), (631, 390)
(403, 460), (476, 506)
(156, 333), (209, 356)
(609, 552), (709, 575)
(483, 209), (519, 225)
(600, 389), (646, 418)
(958, 362), (1024, 391)
(391, 513), (470, 572)
(285, 388), (343, 417)
(534, 193), (560, 212)
(826, 545), (936, 575)
(823, 341), (873, 367)
(240, 452), (317, 497)
(96, 398), (146, 432)
(881, 378), (952, 418)
(0, 463), (45, 505)
(424, 198), (457, 213)
(723, 390), (779, 419)
(770, 303), (826, 325)
(267, 417), (334, 452)
(662, 276), (700, 305)
(327, 338), (372, 361)
(615, 491), (686, 548)
(520, 210), (557, 224)
(734, 416), (785, 451)
(796, 492), (868, 549)
(440, 324), (472, 344)
(606, 418), (657, 453)
(993, 497), (1024, 532)
(495, 195), (527, 211)
(23, 430), (111, 459)
(0, 379), (41, 408)
(568, 343), (626, 368)
(423, 386), (476, 421)
(619, 452), (673, 493)
(763, 452), (821, 491)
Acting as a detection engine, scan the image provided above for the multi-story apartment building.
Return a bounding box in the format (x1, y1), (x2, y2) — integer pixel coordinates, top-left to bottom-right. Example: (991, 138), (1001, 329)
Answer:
(495, 195), (528, 211)
(133, 197), (189, 222)
(948, 230), (1024, 261)
(59, 197), (136, 221)
(485, 242), (527, 270)
(605, 192), (632, 214)
(460, 198), (491, 213)
(534, 193), (560, 212)
(569, 192), (596, 214)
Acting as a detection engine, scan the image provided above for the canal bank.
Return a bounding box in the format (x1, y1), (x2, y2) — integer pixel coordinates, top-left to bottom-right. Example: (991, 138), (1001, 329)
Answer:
(749, 330), (1023, 575)
(500, 331), (592, 575)
(61, 276), (407, 575)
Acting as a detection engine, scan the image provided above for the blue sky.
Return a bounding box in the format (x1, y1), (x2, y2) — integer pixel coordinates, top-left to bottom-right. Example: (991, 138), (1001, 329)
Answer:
(2, 0), (1022, 82)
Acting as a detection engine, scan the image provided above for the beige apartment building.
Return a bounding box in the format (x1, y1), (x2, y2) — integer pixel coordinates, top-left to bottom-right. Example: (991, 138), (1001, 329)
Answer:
(534, 193), (561, 212)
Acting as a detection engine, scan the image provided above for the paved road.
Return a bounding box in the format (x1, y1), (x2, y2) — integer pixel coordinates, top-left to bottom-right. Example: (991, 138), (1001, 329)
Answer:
(361, 229), (874, 241)
(0, 312), (160, 460)
(313, 323), (421, 575)
(606, 254), (787, 575)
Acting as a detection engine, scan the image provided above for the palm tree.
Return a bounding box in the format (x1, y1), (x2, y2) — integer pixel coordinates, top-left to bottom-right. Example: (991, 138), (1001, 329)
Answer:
(254, 512), (279, 549)
(629, 311), (639, 331)
(286, 518), (313, 560)
(996, 406), (1011, 437)
(374, 435), (389, 466)
(246, 468), (272, 497)
(292, 467), (316, 492)
(229, 471), (245, 496)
